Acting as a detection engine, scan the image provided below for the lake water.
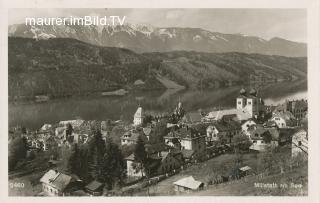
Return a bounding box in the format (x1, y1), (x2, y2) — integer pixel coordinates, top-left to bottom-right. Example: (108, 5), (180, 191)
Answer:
(9, 80), (307, 130)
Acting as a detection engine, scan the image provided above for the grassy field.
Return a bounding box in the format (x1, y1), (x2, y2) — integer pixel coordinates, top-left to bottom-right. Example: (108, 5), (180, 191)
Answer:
(9, 171), (45, 196)
(191, 165), (307, 196)
(132, 152), (307, 196)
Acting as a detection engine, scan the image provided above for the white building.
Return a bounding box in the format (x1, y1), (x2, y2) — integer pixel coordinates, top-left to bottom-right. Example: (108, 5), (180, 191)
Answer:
(206, 121), (241, 144)
(164, 127), (206, 161)
(40, 170), (75, 196)
(120, 130), (146, 146)
(236, 88), (265, 118)
(133, 107), (144, 126)
(125, 154), (145, 177)
(248, 127), (279, 151)
(270, 111), (296, 128)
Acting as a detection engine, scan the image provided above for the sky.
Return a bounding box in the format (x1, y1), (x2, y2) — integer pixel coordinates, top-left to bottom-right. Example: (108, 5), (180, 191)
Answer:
(8, 8), (307, 42)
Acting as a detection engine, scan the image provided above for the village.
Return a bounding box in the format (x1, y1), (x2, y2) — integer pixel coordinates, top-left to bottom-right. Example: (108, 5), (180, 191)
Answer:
(8, 88), (308, 196)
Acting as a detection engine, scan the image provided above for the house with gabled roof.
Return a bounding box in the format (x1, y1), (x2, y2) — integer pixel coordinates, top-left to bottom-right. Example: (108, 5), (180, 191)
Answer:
(248, 127), (279, 151)
(173, 176), (204, 193)
(270, 111), (297, 128)
(204, 108), (251, 123)
(182, 112), (203, 124)
(125, 149), (183, 177)
(40, 170), (79, 196)
(85, 180), (104, 196)
(206, 120), (241, 144)
(164, 126), (206, 161)
(120, 130), (148, 146)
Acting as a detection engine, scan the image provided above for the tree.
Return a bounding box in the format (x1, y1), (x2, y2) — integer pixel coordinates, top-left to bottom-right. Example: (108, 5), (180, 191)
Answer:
(77, 145), (90, 182)
(134, 135), (147, 176)
(8, 135), (28, 171)
(231, 134), (252, 153)
(66, 143), (81, 175)
(262, 131), (272, 144)
(101, 138), (125, 189)
(88, 129), (105, 181)
(143, 114), (153, 126)
(66, 123), (73, 137)
(152, 120), (168, 143)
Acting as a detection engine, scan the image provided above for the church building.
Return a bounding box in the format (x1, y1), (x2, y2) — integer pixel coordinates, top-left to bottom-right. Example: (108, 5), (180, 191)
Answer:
(236, 88), (265, 118)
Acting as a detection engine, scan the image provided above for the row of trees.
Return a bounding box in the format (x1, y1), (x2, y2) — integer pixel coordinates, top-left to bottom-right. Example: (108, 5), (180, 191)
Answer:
(63, 129), (125, 190)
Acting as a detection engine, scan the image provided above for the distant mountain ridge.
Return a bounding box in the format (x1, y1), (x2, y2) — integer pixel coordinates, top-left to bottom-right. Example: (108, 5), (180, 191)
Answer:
(8, 37), (307, 100)
(8, 23), (306, 57)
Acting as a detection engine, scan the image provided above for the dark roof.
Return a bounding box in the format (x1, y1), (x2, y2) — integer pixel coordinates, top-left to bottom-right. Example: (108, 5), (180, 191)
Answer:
(125, 153), (135, 161)
(249, 127), (279, 141)
(85, 180), (104, 191)
(240, 88), (246, 95)
(213, 121), (241, 132)
(183, 112), (203, 123)
(165, 126), (204, 140)
(263, 120), (277, 127)
(121, 130), (148, 142)
(249, 88), (257, 95)
(222, 114), (237, 119)
(181, 149), (195, 159)
(145, 143), (169, 154)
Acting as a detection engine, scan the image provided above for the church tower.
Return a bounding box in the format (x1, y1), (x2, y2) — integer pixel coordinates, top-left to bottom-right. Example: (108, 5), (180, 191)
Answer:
(133, 106), (144, 126)
(236, 88), (247, 110)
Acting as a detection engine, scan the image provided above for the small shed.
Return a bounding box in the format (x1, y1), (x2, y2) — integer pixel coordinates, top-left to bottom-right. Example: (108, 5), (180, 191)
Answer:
(85, 180), (104, 196)
(239, 166), (252, 177)
(173, 176), (204, 193)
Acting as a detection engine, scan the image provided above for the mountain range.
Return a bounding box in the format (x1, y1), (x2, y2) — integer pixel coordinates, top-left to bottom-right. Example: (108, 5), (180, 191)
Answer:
(8, 23), (307, 57)
(8, 37), (307, 100)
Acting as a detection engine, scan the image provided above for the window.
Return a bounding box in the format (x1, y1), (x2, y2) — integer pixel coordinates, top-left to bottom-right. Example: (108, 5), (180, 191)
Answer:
(238, 101), (241, 105)
(248, 101), (252, 105)
(298, 141), (302, 146)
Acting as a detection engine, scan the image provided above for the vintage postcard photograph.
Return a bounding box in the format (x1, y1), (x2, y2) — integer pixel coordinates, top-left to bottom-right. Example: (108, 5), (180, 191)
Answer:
(3, 4), (318, 200)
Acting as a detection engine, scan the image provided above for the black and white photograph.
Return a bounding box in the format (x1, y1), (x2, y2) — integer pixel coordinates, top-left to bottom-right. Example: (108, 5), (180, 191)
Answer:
(3, 4), (318, 199)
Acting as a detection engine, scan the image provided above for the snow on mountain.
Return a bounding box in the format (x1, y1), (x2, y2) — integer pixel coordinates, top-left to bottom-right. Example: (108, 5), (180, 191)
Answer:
(8, 23), (307, 57)
(157, 28), (176, 38)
